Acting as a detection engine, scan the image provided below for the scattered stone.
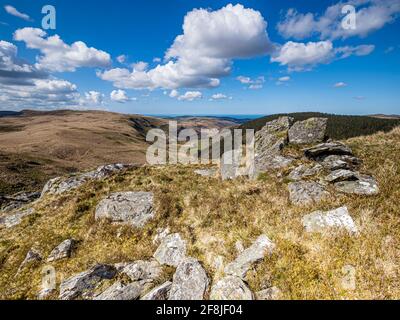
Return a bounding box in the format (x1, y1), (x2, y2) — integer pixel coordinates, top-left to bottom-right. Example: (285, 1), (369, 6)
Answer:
(141, 281), (172, 300)
(320, 155), (361, 171)
(325, 169), (359, 183)
(289, 118), (328, 145)
(194, 169), (218, 177)
(95, 192), (154, 228)
(59, 264), (117, 300)
(288, 164), (323, 181)
(94, 281), (142, 300)
(304, 142), (353, 159)
(0, 191), (40, 212)
(302, 206), (358, 234)
(0, 208), (35, 229)
(41, 163), (134, 197)
(255, 287), (282, 300)
(17, 248), (42, 273)
(335, 175), (379, 195)
(153, 233), (187, 267)
(153, 227), (171, 245)
(47, 239), (76, 262)
(288, 181), (329, 205)
(225, 235), (275, 279)
(210, 276), (253, 300)
(119, 260), (162, 283)
(169, 258), (209, 300)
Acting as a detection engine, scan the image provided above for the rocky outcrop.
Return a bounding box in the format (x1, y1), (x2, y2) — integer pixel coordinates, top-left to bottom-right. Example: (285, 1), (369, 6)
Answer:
(302, 206), (357, 234)
(118, 260), (162, 283)
(59, 264), (117, 300)
(153, 233), (187, 267)
(289, 118), (327, 145)
(288, 164), (323, 181)
(94, 281), (142, 300)
(47, 239), (76, 262)
(17, 248), (42, 273)
(324, 169), (359, 183)
(288, 181), (328, 205)
(0, 191), (40, 212)
(141, 281), (172, 300)
(169, 258), (209, 300)
(95, 192), (154, 228)
(334, 175), (379, 195)
(320, 155), (362, 171)
(210, 276), (253, 300)
(304, 142), (353, 159)
(0, 208), (35, 229)
(41, 163), (135, 197)
(225, 235), (275, 279)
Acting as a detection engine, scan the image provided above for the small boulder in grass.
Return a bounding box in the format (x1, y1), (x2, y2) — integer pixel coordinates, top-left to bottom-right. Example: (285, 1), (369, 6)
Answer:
(47, 239), (76, 262)
(210, 276), (253, 300)
(153, 233), (187, 267)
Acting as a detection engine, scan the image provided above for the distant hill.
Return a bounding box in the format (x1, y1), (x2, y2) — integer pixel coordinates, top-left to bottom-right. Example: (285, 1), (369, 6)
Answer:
(0, 111), (22, 118)
(240, 112), (400, 140)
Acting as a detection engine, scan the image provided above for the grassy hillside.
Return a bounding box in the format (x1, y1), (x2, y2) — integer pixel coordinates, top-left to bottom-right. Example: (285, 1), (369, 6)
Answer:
(1, 127), (399, 299)
(240, 112), (400, 140)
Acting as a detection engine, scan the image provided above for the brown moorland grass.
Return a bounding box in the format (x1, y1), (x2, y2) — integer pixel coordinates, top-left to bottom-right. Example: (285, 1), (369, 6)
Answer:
(0, 127), (399, 300)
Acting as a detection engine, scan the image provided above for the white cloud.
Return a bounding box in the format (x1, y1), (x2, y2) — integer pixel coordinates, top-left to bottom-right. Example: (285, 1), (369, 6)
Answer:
(169, 89), (179, 98)
(98, 4), (273, 90)
(117, 55), (127, 64)
(177, 91), (202, 101)
(132, 61), (148, 72)
(210, 93), (231, 100)
(334, 82), (347, 88)
(153, 57), (161, 63)
(236, 76), (252, 84)
(277, 0), (400, 40)
(14, 28), (111, 72)
(278, 76), (291, 82)
(249, 84), (263, 90)
(4, 5), (32, 21)
(236, 75), (265, 89)
(110, 89), (130, 103)
(83, 91), (104, 105)
(272, 41), (374, 71)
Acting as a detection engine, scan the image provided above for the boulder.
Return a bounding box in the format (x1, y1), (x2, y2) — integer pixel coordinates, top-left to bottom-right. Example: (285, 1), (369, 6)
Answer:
(95, 192), (154, 228)
(334, 175), (379, 195)
(0, 191), (40, 212)
(320, 155), (361, 171)
(41, 163), (134, 197)
(59, 264), (117, 300)
(141, 281), (172, 300)
(288, 164), (323, 181)
(288, 181), (329, 205)
(225, 235), (275, 279)
(118, 260), (162, 283)
(94, 281), (142, 300)
(210, 276), (253, 300)
(304, 142), (353, 159)
(47, 239), (76, 262)
(153, 233), (187, 267)
(17, 248), (42, 273)
(324, 169), (359, 183)
(194, 169), (218, 177)
(255, 287), (283, 300)
(0, 208), (35, 229)
(302, 206), (357, 234)
(169, 258), (209, 300)
(289, 118), (327, 144)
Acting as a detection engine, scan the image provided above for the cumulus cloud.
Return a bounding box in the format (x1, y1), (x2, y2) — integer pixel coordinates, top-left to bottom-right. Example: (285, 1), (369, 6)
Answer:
(334, 82), (347, 88)
(117, 55), (127, 64)
(110, 89), (130, 103)
(169, 89), (179, 98)
(271, 41), (374, 71)
(83, 91), (104, 105)
(132, 61), (148, 72)
(4, 5), (32, 21)
(177, 91), (202, 101)
(277, 0), (400, 40)
(14, 28), (111, 72)
(98, 4), (273, 90)
(236, 75), (265, 89)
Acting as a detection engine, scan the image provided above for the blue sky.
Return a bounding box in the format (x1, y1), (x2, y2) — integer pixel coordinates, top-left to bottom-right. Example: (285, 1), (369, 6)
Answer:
(0, 0), (399, 115)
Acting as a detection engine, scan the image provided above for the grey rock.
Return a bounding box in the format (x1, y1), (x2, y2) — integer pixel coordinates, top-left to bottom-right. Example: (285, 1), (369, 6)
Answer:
(47, 239), (76, 262)
(41, 163), (134, 197)
(95, 192), (154, 228)
(288, 164), (323, 181)
(304, 142), (353, 159)
(94, 281), (142, 300)
(0, 191), (40, 212)
(302, 206), (358, 234)
(210, 276), (253, 300)
(335, 175), (379, 195)
(119, 260), (162, 283)
(194, 169), (218, 177)
(59, 264), (117, 300)
(169, 258), (209, 300)
(320, 155), (361, 171)
(325, 169), (359, 183)
(289, 118), (328, 145)
(17, 248), (42, 273)
(141, 281), (172, 300)
(255, 287), (282, 300)
(0, 208), (35, 229)
(225, 235), (275, 279)
(288, 181), (329, 205)
(254, 155), (294, 173)
(154, 233), (187, 267)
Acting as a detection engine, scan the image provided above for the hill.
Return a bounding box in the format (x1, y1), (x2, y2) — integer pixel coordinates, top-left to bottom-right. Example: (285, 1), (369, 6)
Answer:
(240, 112), (400, 140)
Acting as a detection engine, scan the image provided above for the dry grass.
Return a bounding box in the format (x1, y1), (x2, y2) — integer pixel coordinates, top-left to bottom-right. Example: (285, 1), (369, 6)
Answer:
(0, 128), (399, 300)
